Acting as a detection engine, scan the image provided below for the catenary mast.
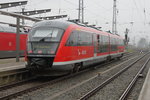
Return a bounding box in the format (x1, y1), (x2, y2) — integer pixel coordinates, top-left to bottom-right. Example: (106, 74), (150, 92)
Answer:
(78, 0), (84, 23)
(112, 0), (117, 34)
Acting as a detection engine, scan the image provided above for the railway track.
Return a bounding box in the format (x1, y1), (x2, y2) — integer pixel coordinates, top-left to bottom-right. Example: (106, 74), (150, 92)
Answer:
(0, 68), (31, 86)
(79, 52), (150, 100)
(119, 56), (150, 100)
(0, 52), (138, 100)
(0, 68), (94, 100)
(0, 77), (36, 91)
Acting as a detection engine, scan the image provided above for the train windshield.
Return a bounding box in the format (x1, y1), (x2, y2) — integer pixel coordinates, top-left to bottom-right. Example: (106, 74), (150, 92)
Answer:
(27, 27), (64, 55)
(29, 27), (64, 42)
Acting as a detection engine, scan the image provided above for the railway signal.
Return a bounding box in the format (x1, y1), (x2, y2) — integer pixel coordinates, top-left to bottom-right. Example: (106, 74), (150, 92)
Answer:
(125, 28), (129, 50)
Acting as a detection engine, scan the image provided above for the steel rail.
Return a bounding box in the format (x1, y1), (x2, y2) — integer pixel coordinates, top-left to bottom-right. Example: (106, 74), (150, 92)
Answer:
(0, 69), (91, 100)
(122, 52), (136, 59)
(79, 53), (149, 100)
(0, 77), (36, 91)
(119, 56), (150, 100)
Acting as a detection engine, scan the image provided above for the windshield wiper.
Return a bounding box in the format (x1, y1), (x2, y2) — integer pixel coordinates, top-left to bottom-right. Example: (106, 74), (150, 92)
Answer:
(39, 32), (53, 42)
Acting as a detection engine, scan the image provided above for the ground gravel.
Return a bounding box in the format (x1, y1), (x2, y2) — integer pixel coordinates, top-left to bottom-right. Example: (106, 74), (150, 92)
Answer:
(126, 59), (150, 100)
(14, 53), (141, 100)
(89, 54), (150, 100)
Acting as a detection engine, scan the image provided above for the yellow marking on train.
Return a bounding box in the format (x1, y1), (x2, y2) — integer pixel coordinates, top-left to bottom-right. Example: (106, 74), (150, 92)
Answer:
(34, 45), (49, 48)
(76, 28), (81, 30)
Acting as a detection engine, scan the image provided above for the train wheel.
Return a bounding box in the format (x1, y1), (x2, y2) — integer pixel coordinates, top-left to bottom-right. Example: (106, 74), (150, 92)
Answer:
(117, 57), (121, 60)
(73, 63), (82, 73)
(106, 56), (111, 61)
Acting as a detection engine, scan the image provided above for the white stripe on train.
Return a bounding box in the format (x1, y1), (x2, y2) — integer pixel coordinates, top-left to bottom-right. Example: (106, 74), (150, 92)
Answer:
(53, 52), (124, 66)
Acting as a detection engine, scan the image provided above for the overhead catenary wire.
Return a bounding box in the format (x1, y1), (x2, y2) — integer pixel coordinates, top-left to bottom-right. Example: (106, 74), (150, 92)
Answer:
(132, 0), (145, 23)
(132, 0), (144, 36)
(92, 0), (113, 12)
(89, 0), (113, 21)
(63, 0), (111, 25)
(135, 0), (147, 35)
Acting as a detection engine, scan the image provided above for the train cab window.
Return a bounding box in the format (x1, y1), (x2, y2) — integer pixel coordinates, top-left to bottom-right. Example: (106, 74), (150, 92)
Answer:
(28, 27), (64, 55)
(29, 27), (64, 42)
(33, 28), (59, 38)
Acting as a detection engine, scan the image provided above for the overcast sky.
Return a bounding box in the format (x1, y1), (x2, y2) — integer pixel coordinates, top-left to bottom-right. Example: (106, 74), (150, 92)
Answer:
(0, 0), (150, 44)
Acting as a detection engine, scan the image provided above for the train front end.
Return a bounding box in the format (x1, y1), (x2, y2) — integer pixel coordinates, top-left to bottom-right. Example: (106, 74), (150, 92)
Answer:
(25, 21), (67, 75)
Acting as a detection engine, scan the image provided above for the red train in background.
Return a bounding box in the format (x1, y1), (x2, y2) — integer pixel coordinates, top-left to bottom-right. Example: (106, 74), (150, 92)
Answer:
(25, 20), (125, 76)
(0, 25), (27, 58)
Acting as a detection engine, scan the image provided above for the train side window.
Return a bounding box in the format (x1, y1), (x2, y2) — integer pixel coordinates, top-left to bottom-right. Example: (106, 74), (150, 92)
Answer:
(110, 37), (113, 51)
(104, 36), (109, 52)
(66, 31), (78, 46)
(97, 35), (109, 53)
(120, 39), (122, 46)
(97, 35), (102, 53)
(77, 31), (83, 46)
(77, 31), (92, 46)
(66, 30), (93, 46)
(100, 35), (104, 52)
(112, 38), (115, 51)
(110, 38), (118, 51)
(118, 39), (120, 46)
(121, 39), (123, 46)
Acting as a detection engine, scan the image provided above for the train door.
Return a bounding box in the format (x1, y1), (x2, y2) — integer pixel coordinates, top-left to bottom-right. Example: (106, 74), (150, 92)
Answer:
(108, 34), (111, 55)
(93, 33), (99, 57)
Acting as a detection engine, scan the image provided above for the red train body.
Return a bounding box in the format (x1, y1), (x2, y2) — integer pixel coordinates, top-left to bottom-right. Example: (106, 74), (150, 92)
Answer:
(26, 20), (125, 75)
(0, 26), (27, 58)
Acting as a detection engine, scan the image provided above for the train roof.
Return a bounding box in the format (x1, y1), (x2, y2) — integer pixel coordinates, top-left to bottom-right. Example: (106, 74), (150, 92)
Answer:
(0, 25), (16, 33)
(32, 20), (74, 30)
(0, 24), (28, 34)
(32, 20), (123, 39)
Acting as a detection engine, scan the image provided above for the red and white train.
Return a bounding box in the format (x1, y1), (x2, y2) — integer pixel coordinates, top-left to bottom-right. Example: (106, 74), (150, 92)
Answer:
(0, 25), (27, 58)
(25, 20), (125, 75)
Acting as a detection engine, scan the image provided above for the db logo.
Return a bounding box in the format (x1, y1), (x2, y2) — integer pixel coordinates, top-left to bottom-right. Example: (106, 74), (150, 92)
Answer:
(78, 49), (87, 55)
(9, 42), (12, 46)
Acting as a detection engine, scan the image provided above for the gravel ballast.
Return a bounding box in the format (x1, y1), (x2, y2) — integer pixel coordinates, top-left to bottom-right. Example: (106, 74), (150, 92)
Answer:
(13, 53), (142, 100)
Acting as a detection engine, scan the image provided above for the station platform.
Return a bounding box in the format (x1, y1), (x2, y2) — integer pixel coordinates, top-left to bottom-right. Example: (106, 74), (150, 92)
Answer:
(138, 67), (150, 100)
(0, 58), (25, 72)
